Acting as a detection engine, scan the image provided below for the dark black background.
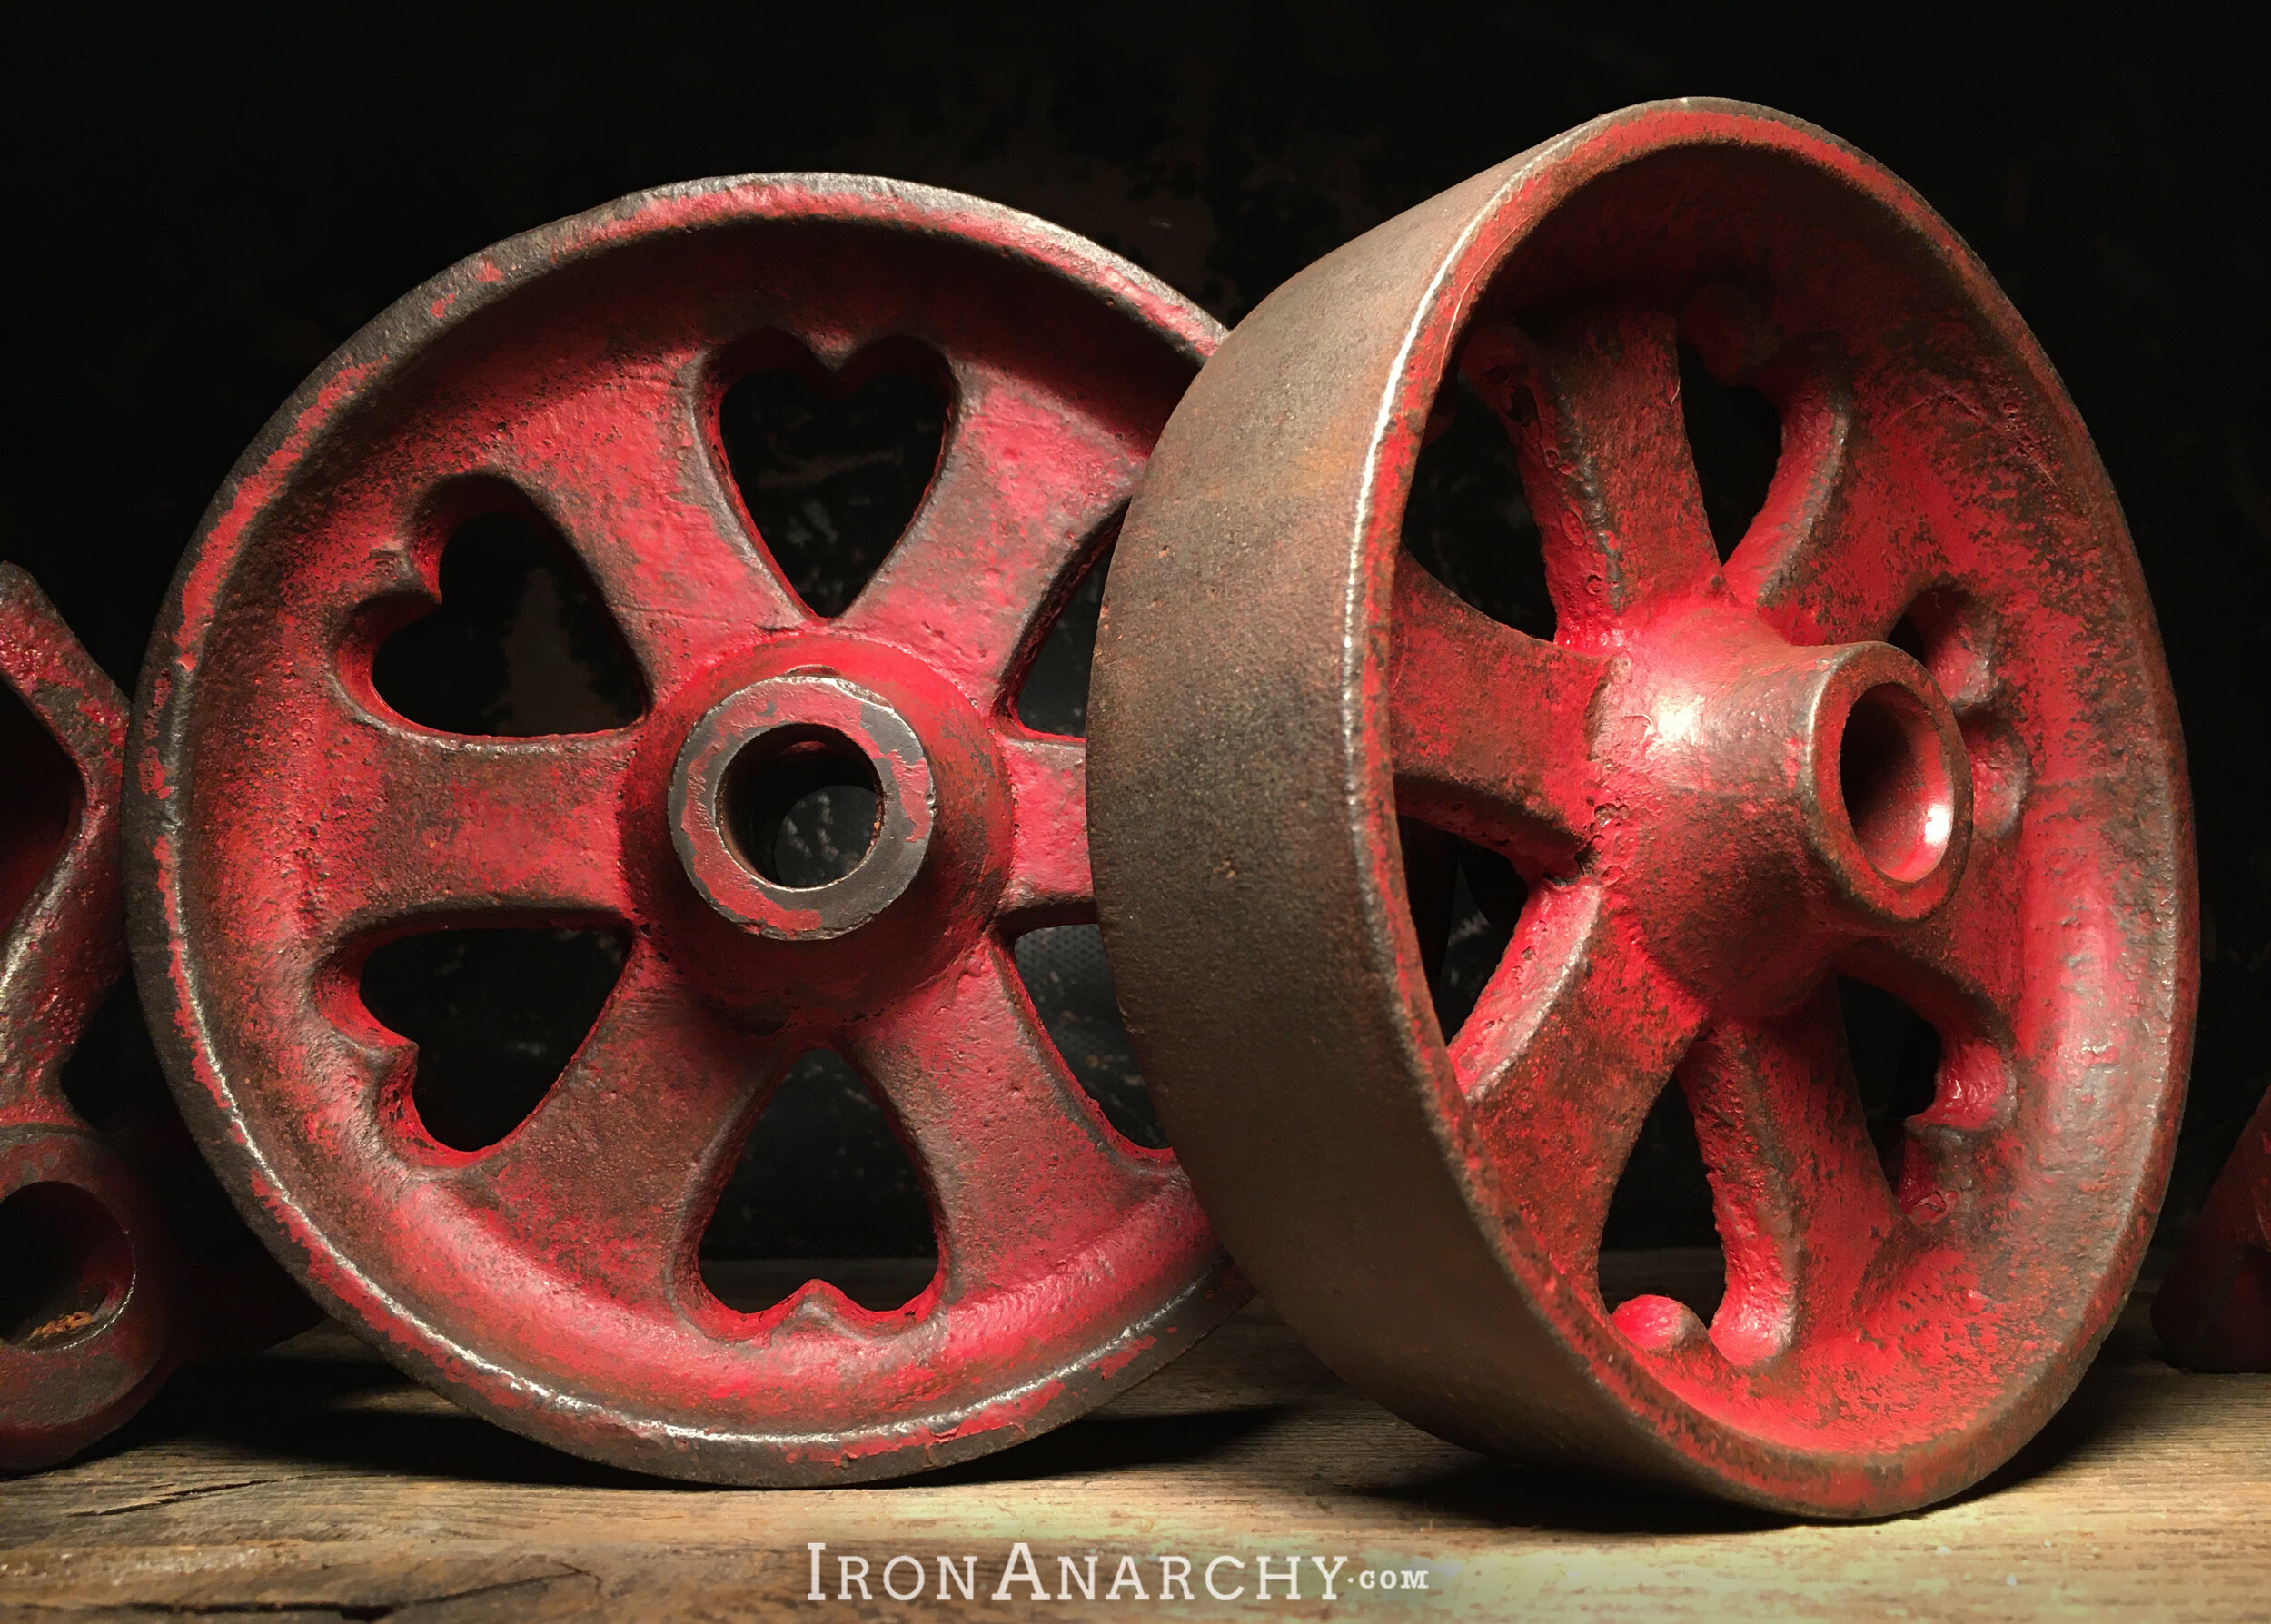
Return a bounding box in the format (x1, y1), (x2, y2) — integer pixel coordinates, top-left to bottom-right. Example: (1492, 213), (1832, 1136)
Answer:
(3, 4), (2265, 1245)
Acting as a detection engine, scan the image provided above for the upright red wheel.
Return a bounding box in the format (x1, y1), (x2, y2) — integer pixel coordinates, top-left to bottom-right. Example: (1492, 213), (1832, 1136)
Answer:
(130, 177), (1238, 1483)
(1090, 101), (2195, 1516)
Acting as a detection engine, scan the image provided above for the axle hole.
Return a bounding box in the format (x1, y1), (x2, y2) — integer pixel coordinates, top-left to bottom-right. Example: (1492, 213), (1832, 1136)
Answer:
(699, 1049), (937, 1314)
(718, 353), (947, 618)
(0, 1183), (132, 1347)
(1839, 684), (1951, 883)
(1012, 924), (1165, 1149)
(1402, 372), (1555, 639)
(1677, 341), (1782, 562)
(362, 927), (628, 1153)
(372, 503), (647, 737)
(721, 726), (881, 889)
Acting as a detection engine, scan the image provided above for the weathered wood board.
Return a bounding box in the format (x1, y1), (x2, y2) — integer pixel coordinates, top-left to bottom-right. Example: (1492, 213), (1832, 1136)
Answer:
(1, 1259), (2264, 1619)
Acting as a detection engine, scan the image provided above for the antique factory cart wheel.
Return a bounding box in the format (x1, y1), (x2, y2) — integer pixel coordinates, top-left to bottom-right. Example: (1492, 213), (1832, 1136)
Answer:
(1091, 101), (2194, 1516)
(131, 178), (1238, 1483)
(0, 567), (306, 1470)
(0, 565), (168, 1469)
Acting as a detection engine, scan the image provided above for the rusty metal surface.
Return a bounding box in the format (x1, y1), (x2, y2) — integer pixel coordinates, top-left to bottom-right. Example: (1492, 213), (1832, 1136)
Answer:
(1090, 101), (2196, 1517)
(128, 175), (1242, 1484)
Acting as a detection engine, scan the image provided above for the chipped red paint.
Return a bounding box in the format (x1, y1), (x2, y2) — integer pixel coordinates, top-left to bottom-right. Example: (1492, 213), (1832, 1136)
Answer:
(1090, 101), (2195, 1517)
(0, 566), (309, 1471)
(2154, 1099), (2271, 1370)
(126, 176), (1241, 1484)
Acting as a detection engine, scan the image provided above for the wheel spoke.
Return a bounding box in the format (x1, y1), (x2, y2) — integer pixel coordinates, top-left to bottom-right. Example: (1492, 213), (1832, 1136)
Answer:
(1722, 363), (1935, 645)
(490, 355), (808, 689)
(1464, 305), (1721, 642)
(998, 732), (1091, 922)
(273, 703), (637, 936)
(842, 941), (1165, 1293)
(1678, 988), (1906, 1367)
(452, 948), (774, 1312)
(838, 361), (1137, 706)
(1456, 882), (1709, 1275)
(1840, 830), (2023, 1042)
(1390, 559), (1603, 856)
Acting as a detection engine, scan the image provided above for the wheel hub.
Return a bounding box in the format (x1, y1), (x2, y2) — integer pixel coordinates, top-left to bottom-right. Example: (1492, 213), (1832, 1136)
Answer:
(672, 672), (937, 942)
(1601, 609), (1972, 1014)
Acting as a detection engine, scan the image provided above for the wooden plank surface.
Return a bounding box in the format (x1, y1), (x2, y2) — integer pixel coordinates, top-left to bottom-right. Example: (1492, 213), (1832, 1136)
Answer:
(1, 1259), (2265, 1620)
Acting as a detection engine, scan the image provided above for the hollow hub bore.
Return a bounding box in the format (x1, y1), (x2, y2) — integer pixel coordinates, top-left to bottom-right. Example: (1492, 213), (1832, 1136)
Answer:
(672, 674), (935, 941)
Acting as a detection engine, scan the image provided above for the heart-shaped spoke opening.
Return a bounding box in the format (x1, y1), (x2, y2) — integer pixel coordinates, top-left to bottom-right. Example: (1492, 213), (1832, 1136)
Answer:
(370, 490), (647, 737)
(1013, 537), (1115, 738)
(698, 1048), (937, 1314)
(716, 336), (949, 618)
(1010, 923), (1165, 1150)
(360, 926), (629, 1153)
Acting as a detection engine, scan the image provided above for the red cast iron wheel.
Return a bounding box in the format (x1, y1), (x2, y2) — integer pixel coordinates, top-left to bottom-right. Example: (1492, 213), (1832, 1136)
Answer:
(129, 176), (1239, 1483)
(1, 565), (313, 1472)
(0, 565), (171, 1470)
(1090, 101), (2195, 1517)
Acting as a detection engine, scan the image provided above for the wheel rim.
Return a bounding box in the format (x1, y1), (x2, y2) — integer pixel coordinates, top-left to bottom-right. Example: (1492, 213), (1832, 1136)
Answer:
(1091, 101), (2194, 1516)
(131, 176), (1239, 1484)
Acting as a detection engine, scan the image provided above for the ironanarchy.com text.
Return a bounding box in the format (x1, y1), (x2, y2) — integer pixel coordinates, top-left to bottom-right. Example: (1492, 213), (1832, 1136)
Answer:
(805, 1542), (1433, 1603)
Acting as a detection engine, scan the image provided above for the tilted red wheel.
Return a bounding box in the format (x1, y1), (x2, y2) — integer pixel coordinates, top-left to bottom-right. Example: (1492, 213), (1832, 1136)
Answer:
(1, 567), (312, 1471)
(0, 564), (170, 1469)
(129, 177), (1239, 1482)
(1090, 101), (2195, 1516)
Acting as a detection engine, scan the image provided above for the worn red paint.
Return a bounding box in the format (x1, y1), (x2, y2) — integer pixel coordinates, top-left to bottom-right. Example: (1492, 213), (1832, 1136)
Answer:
(126, 176), (1241, 1484)
(1090, 100), (2194, 1517)
(0, 567), (308, 1471)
